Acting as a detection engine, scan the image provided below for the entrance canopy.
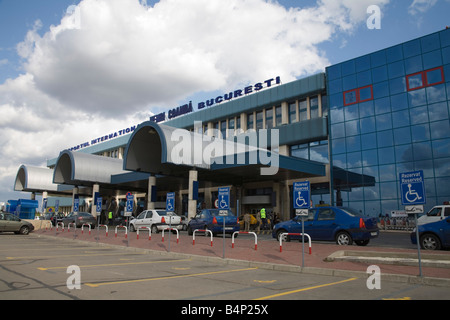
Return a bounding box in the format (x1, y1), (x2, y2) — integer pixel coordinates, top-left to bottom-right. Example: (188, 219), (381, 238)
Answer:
(14, 165), (59, 193)
(123, 121), (327, 184)
(53, 150), (128, 187)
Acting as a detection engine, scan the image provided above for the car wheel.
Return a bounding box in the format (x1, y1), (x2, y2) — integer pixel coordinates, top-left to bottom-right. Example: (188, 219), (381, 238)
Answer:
(129, 224), (135, 232)
(19, 226), (30, 235)
(276, 229), (289, 242)
(336, 231), (352, 245)
(420, 234), (441, 250)
(151, 225), (159, 234)
(187, 226), (193, 235)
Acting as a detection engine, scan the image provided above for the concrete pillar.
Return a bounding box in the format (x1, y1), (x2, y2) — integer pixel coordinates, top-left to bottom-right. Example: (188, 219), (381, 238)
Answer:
(188, 169), (198, 220)
(272, 182), (281, 218)
(42, 191), (48, 213)
(281, 182), (291, 221)
(91, 184), (99, 218)
(281, 101), (289, 125)
(147, 175), (156, 209)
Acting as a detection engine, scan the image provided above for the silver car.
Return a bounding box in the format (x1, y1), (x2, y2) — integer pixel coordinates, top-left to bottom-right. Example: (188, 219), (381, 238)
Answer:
(0, 212), (34, 235)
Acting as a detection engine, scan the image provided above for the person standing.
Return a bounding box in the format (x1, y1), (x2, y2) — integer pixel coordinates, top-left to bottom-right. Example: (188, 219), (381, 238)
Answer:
(256, 210), (262, 232)
(244, 212), (251, 232)
(260, 208), (267, 230)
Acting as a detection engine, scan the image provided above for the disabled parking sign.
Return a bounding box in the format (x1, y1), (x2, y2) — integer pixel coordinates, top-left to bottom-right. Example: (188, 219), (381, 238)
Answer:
(218, 187), (230, 209)
(125, 192), (134, 216)
(166, 192), (175, 212)
(399, 170), (426, 205)
(293, 181), (310, 210)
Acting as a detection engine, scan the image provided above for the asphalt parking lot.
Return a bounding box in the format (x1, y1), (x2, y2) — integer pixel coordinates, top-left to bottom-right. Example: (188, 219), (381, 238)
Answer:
(1, 233), (450, 307)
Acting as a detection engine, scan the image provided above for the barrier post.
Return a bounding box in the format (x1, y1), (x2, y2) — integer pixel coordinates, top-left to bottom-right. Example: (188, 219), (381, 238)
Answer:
(81, 224), (91, 235)
(279, 233), (311, 254)
(98, 225), (108, 237)
(193, 229), (213, 246)
(137, 226), (151, 240)
(67, 222), (76, 232)
(56, 222), (64, 232)
(115, 225), (128, 238)
(231, 231), (258, 250)
(162, 228), (179, 244)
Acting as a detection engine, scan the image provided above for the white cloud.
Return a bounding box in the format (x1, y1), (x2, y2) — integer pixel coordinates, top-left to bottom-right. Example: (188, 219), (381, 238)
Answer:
(408, 0), (438, 15)
(0, 0), (391, 201)
(15, 0), (391, 117)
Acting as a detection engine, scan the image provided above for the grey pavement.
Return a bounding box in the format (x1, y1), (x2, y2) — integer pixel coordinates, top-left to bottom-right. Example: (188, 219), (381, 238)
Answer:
(31, 227), (450, 287)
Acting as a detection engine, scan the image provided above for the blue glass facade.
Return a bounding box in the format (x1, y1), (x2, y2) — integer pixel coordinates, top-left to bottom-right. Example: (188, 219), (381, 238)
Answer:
(326, 28), (450, 216)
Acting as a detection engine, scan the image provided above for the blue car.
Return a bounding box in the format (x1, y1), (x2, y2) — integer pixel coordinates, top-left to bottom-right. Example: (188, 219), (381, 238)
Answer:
(410, 217), (450, 250)
(187, 209), (240, 236)
(272, 206), (379, 246)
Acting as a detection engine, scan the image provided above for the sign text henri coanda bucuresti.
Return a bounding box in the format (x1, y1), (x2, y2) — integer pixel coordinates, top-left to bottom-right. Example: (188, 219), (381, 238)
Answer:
(69, 76), (281, 151)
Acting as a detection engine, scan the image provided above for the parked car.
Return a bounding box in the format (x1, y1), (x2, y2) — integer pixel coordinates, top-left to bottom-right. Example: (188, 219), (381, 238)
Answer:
(61, 212), (97, 228)
(180, 215), (188, 231)
(417, 205), (450, 225)
(187, 209), (240, 236)
(272, 206), (379, 246)
(129, 210), (182, 233)
(0, 212), (34, 235)
(410, 217), (450, 250)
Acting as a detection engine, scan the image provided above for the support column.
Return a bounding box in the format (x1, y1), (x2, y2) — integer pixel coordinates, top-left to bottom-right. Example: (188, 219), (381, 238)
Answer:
(147, 175), (156, 210)
(188, 169), (198, 220)
(91, 184), (99, 218)
(42, 191), (48, 213)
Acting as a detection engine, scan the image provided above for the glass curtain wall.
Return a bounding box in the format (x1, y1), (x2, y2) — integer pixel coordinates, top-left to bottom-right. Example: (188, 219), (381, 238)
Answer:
(326, 29), (450, 217)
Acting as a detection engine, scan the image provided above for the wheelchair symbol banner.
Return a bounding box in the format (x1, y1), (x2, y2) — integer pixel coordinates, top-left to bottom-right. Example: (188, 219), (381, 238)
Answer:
(218, 187), (230, 210)
(293, 181), (310, 209)
(166, 192), (175, 211)
(399, 170), (426, 206)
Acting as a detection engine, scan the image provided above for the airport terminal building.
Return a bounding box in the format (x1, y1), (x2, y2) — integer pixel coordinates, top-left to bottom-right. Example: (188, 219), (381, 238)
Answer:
(14, 28), (450, 221)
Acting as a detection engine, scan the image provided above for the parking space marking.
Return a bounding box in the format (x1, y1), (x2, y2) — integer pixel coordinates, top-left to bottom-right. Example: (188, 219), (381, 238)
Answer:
(254, 280), (277, 284)
(254, 277), (358, 300)
(6, 252), (145, 260)
(84, 267), (258, 288)
(37, 258), (192, 271)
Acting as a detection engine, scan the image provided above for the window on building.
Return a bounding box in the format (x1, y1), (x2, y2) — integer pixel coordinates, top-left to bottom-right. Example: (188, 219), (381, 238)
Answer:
(310, 96), (319, 119)
(212, 122), (219, 138)
(256, 111), (264, 130)
(290, 140), (329, 163)
(406, 66), (445, 91)
(220, 120), (227, 138)
(228, 118), (235, 136)
(299, 99), (307, 121)
(265, 108), (273, 129)
(289, 101), (297, 123)
(343, 85), (374, 106)
(275, 105), (282, 126)
(247, 113), (254, 130)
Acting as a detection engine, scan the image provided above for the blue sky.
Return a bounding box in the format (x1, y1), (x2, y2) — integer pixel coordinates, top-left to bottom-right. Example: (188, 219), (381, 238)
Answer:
(0, 0), (449, 203)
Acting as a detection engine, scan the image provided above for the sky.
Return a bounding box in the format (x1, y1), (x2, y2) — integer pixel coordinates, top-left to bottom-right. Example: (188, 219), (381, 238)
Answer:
(0, 0), (449, 204)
